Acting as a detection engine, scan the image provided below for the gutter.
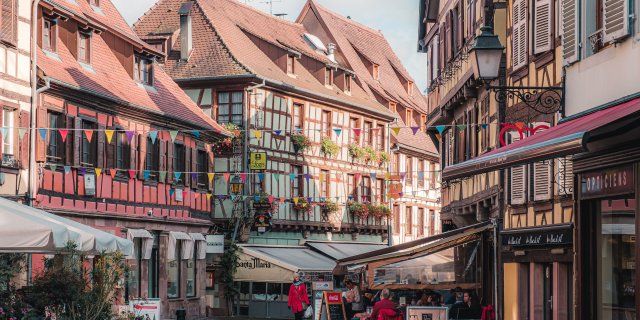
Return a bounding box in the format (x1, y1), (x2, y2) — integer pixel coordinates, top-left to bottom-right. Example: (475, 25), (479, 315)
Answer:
(28, 0), (46, 206)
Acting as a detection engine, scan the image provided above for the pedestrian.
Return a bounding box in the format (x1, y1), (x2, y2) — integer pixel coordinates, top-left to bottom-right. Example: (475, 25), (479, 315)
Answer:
(369, 289), (398, 320)
(287, 272), (310, 320)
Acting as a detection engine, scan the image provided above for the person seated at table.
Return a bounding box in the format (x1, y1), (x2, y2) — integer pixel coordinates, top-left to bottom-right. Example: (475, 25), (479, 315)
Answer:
(369, 289), (398, 320)
(416, 293), (430, 306)
(363, 291), (375, 308)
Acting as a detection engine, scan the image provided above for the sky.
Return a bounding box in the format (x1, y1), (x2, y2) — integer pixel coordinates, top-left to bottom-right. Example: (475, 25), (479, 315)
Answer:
(112, 0), (427, 91)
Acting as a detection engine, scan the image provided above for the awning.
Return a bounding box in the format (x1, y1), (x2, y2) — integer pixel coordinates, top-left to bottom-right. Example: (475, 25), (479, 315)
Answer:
(168, 231), (193, 261)
(0, 197), (133, 255)
(127, 229), (154, 260)
(235, 245), (336, 282)
(189, 233), (206, 260)
(442, 95), (640, 180)
(304, 241), (387, 260)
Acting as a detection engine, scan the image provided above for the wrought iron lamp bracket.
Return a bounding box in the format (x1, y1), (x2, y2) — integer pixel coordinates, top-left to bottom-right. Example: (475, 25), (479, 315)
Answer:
(486, 84), (564, 115)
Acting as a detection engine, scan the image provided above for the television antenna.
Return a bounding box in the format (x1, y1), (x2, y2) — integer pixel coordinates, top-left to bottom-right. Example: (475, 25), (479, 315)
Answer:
(244, 0), (283, 15)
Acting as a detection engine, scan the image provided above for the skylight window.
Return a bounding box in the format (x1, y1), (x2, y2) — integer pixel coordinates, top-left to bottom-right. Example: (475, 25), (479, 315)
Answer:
(303, 33), (327, 53)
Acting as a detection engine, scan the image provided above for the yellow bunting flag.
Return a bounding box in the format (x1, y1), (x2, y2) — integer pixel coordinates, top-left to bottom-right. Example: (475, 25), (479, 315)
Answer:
(105, 130), (114, 144)
(207, 173), (215, 183)
(95, 168), (102, 177)
(391, 127), (401, 136)
(293, 197), (299, 205)
(252, 130), (262, 140)
(206, 193), (212, 200)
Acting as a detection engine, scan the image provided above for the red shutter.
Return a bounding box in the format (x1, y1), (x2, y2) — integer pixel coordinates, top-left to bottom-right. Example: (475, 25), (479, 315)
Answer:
(35, 103), (46, 162)
(97, 124), (105, 168)
(445, 13), (452, 61)
(138, 132), (147, 179)
(1, 0), (16, 44)
(166, 140), (174, 184)
(19, 110), (28, 169)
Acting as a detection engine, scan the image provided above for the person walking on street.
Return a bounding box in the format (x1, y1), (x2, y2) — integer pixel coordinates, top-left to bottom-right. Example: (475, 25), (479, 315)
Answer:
(288, 272), (310, 320)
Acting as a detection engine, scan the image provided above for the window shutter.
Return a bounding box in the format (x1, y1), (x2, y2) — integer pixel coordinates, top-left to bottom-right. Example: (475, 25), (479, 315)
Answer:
(458, 4), (464, 49)
(0, 0), (16, 44)
(445, 14), (452, 61)
(207, 148), (214, 191)
(167, 140), (174, 184)
(73, 117), (81, 167)
(512, 0), (528, 70)
(19, 111), (28, 169)
(106, 130), (115, 169)
(509, 132), (526, 205)
(532, 123), (551, 200)
(447, 131), (454, 167)
(36, 105), (47, 162)
(158, 139), (166, 183)
(557, 156), (574, 195)
(561, 0), (579, 64)
(191, 146), (197, 187)
(534, 0), (552, 53)
(129, 133), (136, 176)
(603, 0), (629, 42)
(184, 146), (191, 188)
(138, 132), (147, 179)
(97, 124), (105, 168)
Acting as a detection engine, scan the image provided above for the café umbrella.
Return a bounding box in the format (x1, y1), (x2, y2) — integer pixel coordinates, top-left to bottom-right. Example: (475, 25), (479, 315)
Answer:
(0, 197), (133, 255)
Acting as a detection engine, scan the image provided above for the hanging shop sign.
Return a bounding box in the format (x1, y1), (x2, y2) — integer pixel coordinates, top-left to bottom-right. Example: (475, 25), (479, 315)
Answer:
(581, 165), (634, 199)
(502, 225), (573, 247)
(206, 235), (225, 254)
(250, 152), (267, 170)
(253, 212), (272, 233)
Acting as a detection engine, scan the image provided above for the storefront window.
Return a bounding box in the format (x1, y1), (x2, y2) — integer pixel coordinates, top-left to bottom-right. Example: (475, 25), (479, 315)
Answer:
(186, 243), (196, 297)
(252, 282), (266, 301)
(598, 198), (636, 319)
(167, 242), (181, 298)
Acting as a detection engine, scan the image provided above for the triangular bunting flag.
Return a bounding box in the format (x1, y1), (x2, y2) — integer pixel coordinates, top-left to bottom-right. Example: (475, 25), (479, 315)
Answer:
(273, 173), (280, 182)
(385, 173), (390, 180)
(129, 170), (135, 179)
(230, 195), (237, 202)
(348, 195), (353, 201)
(169, 130), (178, 142)
(95, 168), (102, 177)
(391, 127), (401, 136)
(125, 130), (135, 143)
(240, 173), (246, 183)
(257, 173), (265, 182)
(280, 197), (285, 204)
(148, 130), (158, 144)
(456, 125), (466, 131)
(370, 173), (377, 180)
(480, 123), (489, 129)
(182, 190), (188, 199)
(418, 171), (424, 181)
(207, 173), (215, 183)
(352, 128), (361, 136)
(110, 168), (117, 178)
(435, 125), (446, 134)
(400, 172), (406, 180)
(159, 171), (167, 181)
(411, 126), (420, 135)
(289, 173), (296, 181)
(174, 171), (182, 181)
(170, 188), (175, 198)
(144, 170), (150, 181)
(254, 196), (261, 201)
(84, 130), (94, 143)
(252, 130), (261, 140)
(223, 173), (231, 182)
(49, 164), (57, 172)
(191, 172), (198, 181)
(268, 196), (274, 204)
(18, 128), (27, 140)
(293, 197), (299, 205)
(206, 193), (212, 200)
(304, 173), (311, 183)
(59, 129), (68, 142)
(274, 130), (282, 136)
(218, 194), (226, 200)
(38, 128), (47, 141)
(80, 167), (87, 175)
(105, 130), (114, 144)
(333, 128), (342, 137)
(307, 197), (313, 204)
(399, 192), (404, 197)
(63, 166), (70, 174)
(192, 130), (200, 138)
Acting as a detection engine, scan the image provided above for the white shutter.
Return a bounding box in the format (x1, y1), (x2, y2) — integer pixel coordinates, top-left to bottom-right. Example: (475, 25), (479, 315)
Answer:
(426, 45), (432, 87)
(509, 132), (526, 205)
(532, 123), (552, 200)
(603, 0), (629, 42)
(512, 0), (528, 70)
(561, 0), (579, 64)
(433, 35), (439, 77)
(557, 156), (574, 196)
(534, 0), (552, 53)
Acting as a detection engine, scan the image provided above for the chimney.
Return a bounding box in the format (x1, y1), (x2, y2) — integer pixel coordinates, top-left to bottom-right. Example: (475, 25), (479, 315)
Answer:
(327, 43), (336, 63)
(179, 1), (194, 61)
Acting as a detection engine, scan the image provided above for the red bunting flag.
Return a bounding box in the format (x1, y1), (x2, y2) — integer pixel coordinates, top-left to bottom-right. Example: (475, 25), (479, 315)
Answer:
(110, 168), (117, 178)
(85, 130), (94, 143)
(59, 129), (68, 142)
(352, 128), (361, 136)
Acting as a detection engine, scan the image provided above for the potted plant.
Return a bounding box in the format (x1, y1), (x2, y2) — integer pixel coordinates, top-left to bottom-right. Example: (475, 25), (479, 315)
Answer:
(212, 123), (243, 155)
(291, 133), (312, 154)
(368, 204), (391, 219)
(347, 202), (368, 220)
(292, 197), (312, 214)
(348, 143), (366, 162)
(253, 191), (276, 212)
(363, 146), (378, 164)
(320, 198), (340, 221)
(320, 137), (340, 158)
(378, 151), (391, 166)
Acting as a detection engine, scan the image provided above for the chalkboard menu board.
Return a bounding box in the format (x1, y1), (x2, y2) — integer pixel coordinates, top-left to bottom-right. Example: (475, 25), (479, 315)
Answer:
(320, 292), (346, 320)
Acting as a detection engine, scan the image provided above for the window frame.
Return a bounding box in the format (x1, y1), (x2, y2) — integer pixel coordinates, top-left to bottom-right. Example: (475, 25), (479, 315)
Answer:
(363, 121), (372, 146)
(80, 119), (97, 167)
(78, 31), (91, 64)
(114, 130), (130, 178)
(375, 178), (384, 204)
(46, 112), (65, 164)
(324, 67), (333, 86)
(291, 165), (303, 197)
(360, 176), (371, 203)
(347, 174), (357, 200)
(376, 124), (385, 150)
(196, 149), (208, 188)
(372, 64), (380, 80)
(2, 108), (15, 158)
(186, 242), (197, 298)
(321, 110), (332, 135)
(167, 241), (181, 299)
(134, 55), (153, 86)
(405, 156), (413, 182)
(345, 74), (352, 93)
(393, 205), (400, 234)
(293, 103), (304, 132)
(418, 160), (424, 187)
(320, 169), (330, 198)
(173, 142), (186, 185)
(286, 54), (295, 75)
(217, 91), (244, 126)
(349, 117), (360, 144)
(145, 136), (160, 181)
(405, 206), (413, 235)
(419, 208), (425, 236)
(42, 18), (57, 52)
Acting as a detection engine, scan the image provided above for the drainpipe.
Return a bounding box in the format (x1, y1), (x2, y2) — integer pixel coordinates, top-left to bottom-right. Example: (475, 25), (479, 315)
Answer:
(28, 0), (47, 206)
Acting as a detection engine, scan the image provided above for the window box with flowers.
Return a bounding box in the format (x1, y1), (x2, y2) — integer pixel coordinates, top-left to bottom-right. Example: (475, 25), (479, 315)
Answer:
(347, 202), (368, 221)
(292, 197), (312, 214)
(378, 152), (391, 166)
(348, 144), (366, 163)
(291, 133), (312, 154)
(319, 198), (339, 221)
(253, 192), (278, 213)
(320, 137), (339, 158)
(363, 146), (378, 165)
(212, 123), (243, 155)
(368, 204), (391, 220)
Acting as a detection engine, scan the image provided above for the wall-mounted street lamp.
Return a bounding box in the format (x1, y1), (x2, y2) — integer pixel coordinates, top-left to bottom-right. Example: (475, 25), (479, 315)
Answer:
(469, 26), (564, 115)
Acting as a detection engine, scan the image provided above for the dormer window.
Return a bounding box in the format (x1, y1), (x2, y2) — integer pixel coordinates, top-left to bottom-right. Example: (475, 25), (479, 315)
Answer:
(42, 18), (57, 52)
(89, 0), (99, 7)
(78, 32), (91, 64)
(407, 81), (414, 95)
(134, 55), (153, 86)
(372, 64), (380, 80)
(287, 54), (295, 75)
(324, 67), (333, 86)
(405, 109), (413, 124)
(345, 74), (352, 94)
(389, 101), (396, 113)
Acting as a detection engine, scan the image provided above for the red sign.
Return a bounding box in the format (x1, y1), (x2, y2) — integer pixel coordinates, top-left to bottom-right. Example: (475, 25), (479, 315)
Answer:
(582, 165), (634, 199)
(326, 292), (342, 304)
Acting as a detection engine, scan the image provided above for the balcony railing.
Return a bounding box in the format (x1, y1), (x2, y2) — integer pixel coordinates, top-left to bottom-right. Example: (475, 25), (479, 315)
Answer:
(588, 29), (604, 54)
(2, 154), (19, 168)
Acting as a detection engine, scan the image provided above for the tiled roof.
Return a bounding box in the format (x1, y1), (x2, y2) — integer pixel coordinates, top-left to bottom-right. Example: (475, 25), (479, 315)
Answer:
(303, 1), (437, 155)
(134, 0), (394, 117)
(39, 0), (228, 133)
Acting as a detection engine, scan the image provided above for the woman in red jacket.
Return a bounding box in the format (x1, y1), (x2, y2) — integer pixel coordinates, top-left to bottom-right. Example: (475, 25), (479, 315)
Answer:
(287, 272), (310, 320)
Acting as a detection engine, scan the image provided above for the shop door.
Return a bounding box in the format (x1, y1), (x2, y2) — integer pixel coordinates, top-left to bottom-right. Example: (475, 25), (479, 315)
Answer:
(543, 264), (553, 320)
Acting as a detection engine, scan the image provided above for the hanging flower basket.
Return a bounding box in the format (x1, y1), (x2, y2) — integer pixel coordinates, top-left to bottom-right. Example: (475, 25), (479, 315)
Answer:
(212, 123), (244, 155)
(292, 197), (312, 214)
(348, 144), (366, 163)
(320, 137), (340, 158)
(363, 146), (378, 164)
(347, 202), (368, 220)
(378, 152), (391, 166)
(291, 134), (312, 154)
(368, 204), (391, 219)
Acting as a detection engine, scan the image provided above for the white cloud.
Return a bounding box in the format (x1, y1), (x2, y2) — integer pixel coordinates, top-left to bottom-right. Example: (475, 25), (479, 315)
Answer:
(112, 0), (426, 91)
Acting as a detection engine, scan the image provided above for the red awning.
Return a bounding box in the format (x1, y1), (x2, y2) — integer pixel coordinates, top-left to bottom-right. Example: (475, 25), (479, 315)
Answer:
(442, 95), (640, 180)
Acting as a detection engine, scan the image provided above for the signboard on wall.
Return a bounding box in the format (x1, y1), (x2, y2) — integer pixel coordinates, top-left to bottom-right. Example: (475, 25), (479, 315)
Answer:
(250, 152), (267, 170)
(85, 174), (96, 196)
(581, 165), (634, 199)
(129, 298), (161, 320)
(234, 252), (293, 282)
(501, 225), (573, 247)
(206, 235), (225, 254)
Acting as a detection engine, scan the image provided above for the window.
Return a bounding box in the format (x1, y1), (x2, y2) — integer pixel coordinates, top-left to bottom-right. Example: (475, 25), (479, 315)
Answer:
(405, 156), (413, 182)
(392, 153), (400, 174)
(167, 241), (181, 298)
(418, 160), (424, 187)
(47, 112), (65, 163)
(405, 109), (413, 125)
(81, 120), (97, 167)
(78, 32), (90, 63)
(2, 109), (14, 158)
(0, 0), (17, 45)
(345, 74), (352, 93)
(324, 67), (332, 85)
(293, 103), (304, 131)
(375, 178), (384, 203)
(286, 55), (295, 75)
(372, 64), (380, 80)
(421, 115), (427, 133)
(320, 169), (329, 198)
(405, 207), (412, 235)
(347, 174), (356, 200)
(114, 131), (130, 177)
(186, 242), (197, 297)
(89, 0), (100, 6)
(217, 91), (243, 126)
(321, 111), (331, 134)
(407, 81), (414, 95)
(127, 238), (142, 299)
(42, 19), (56, 52)
(173, 143), (186, 184)
(393, 205), (400, 234)
(148, 233), (159, 298)
(480, 96), (490, 152)
(349, 118), (359, 144)
(430, 162), (437, 186)
(419, 208), (425, 236)
(376, 124), (385, 150)
(134, 56), (153, 86)
(145, 137), (159, 181)
(197, 149), (208, 187)
(360, 176), (371, 203)
(363, 121), (372, 146)
(291, 165), (302, 197)
(389, 101), (396, 113)
(429, 210), (435, 235)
